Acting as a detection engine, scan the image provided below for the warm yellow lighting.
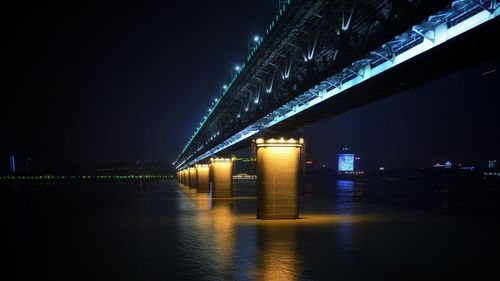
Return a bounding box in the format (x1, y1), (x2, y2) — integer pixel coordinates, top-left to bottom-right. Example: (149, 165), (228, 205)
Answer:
(211, 202), (235, 273)
(211, 157), (232, 162)
(256, 143), (302, 148)
(256, 138), (303, 219)
(193, 193), (211, 210)
(195, 164), (210, 193)
(258, 225), (298, 281)
(210, 158), (233, 198)
(188, 167), (197, 189)
(254, 137), (302, 146)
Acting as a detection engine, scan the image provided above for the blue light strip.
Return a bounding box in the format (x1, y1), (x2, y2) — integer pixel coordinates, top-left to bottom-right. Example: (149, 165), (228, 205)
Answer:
(177, 0), (499, 170)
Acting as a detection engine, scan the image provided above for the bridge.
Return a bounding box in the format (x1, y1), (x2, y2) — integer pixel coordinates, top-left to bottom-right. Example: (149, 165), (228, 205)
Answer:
(174, 0), (499, 219)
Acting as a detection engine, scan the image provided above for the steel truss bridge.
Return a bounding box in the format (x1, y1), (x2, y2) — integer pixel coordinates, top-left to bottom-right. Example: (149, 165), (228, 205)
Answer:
(174, 0), (499, 170)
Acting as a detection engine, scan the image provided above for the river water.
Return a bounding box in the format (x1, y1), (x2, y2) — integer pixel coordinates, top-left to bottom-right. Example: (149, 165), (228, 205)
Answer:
(4, 178), (499, 280)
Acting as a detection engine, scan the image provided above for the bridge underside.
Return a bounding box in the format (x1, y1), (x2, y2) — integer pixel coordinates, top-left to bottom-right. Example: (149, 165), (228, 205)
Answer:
(216, 16), (499, 156)
(272, 17), (499, 133)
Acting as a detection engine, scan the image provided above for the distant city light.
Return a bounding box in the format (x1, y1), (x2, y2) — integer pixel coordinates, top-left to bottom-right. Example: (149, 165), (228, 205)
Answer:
(338, 154), (354, 172)
(0, 175), (172, 181)
(460, 166), (475, 171)
(9, 155), (15, 174)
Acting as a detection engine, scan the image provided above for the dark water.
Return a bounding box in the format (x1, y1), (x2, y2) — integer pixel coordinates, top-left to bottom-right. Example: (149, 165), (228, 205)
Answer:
(3, 179), (499, 280)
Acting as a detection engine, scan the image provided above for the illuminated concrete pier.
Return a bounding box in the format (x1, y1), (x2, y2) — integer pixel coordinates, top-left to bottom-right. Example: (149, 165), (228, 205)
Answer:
(195, 164), (210, 193)
(256, 137), (303, 220)
(184, 169), (189, 186)
(188, 167), (197, 189)
(180, 169), (186, 186)
(210, 158), (233, 198)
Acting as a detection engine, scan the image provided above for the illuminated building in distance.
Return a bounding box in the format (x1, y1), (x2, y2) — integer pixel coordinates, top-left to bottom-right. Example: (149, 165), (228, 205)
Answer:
(338, 148), (354, 172)
(9, 154), (16, 174)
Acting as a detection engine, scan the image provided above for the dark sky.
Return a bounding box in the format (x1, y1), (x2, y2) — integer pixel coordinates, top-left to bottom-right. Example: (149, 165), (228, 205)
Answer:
(2, 0), (499, 171)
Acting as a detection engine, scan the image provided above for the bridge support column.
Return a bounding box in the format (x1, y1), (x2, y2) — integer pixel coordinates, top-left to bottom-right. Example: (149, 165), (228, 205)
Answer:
(210, 158), (233, 198)
(180, 169), (185, 186)
(256, 137), (303, 220)
(195, 164), (210, 193)
(183, 169), (188, 186)
(188, 167), (197, 189)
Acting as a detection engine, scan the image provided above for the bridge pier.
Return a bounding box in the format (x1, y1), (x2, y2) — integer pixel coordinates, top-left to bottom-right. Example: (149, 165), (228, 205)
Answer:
(182, 169), (189, 186)
(195, 164), (210, 193)
(188, 167), (197, 190)
(256, 137), (303, 220)
(210, 158), (233, 198)
(180, 169), (186, 186)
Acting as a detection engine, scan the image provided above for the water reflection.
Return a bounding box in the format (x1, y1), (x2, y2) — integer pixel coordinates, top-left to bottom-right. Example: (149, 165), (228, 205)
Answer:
(336, 180), (355, 214)
(193, 193), (212, 210)
(177, 182), (303, 280)
(180, 189), (238, 279)
(211, 200), (236, 277)
(254, 224), (300, 281)
(335, 180), (360, 256)
(8, 179), (498, 280)
(175, 180), (379, 280)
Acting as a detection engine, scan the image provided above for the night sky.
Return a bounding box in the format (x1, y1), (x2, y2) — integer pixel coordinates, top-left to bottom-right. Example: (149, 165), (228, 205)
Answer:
(2, 0), (499, 172)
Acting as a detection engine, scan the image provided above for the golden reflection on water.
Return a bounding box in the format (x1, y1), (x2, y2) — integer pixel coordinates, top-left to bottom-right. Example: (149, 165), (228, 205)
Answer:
(255, 224), (299, 281)
(193, 193), (212, 210)
(235, 214), (382, 225)
(185, 187), (379, 224)
(178, 181), (383, 280)
(211, 201), (235, 273)
(187, 192), (236, 276)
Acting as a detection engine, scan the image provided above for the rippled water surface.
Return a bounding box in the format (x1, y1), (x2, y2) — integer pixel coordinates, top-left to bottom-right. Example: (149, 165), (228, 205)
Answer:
(4, 179), (499, 280)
